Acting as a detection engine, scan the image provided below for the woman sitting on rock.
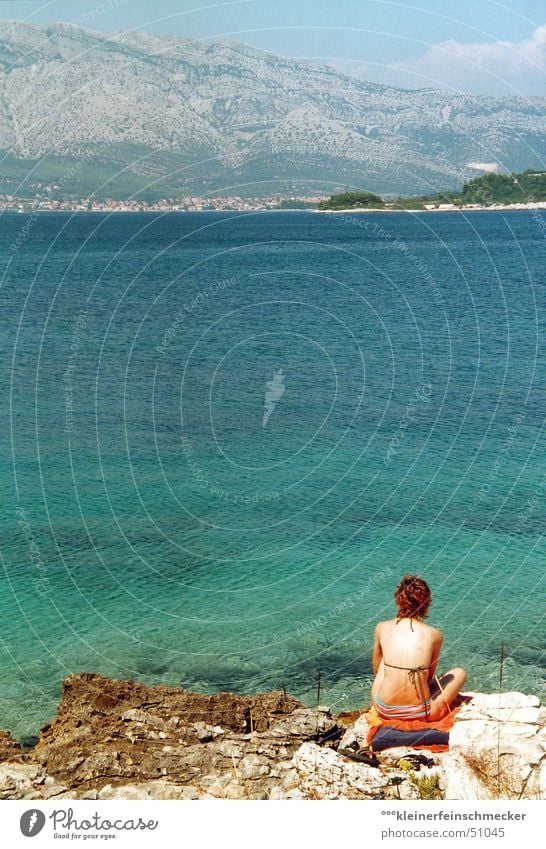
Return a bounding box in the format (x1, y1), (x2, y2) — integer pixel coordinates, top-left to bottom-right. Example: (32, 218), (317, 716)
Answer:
(371, 575), (467, 721)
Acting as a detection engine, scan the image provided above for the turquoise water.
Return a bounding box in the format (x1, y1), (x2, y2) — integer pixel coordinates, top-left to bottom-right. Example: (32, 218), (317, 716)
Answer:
(1, 210), (544, 740)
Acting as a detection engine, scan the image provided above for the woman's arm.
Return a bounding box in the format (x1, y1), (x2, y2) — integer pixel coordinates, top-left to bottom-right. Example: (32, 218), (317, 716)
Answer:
(372, 623), (383, 674)
(428, 631), (443, 682)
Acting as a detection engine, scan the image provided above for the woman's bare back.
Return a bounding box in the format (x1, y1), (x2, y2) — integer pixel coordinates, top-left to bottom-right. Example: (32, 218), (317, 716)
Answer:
(371, 617), (442, 705)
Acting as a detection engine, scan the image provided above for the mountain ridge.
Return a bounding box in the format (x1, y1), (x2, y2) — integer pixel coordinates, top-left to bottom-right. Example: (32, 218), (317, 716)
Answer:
(0, 20), (544, 199)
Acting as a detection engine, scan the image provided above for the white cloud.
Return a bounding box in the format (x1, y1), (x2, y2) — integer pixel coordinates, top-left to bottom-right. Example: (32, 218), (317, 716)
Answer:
(328, 25), (546, 97)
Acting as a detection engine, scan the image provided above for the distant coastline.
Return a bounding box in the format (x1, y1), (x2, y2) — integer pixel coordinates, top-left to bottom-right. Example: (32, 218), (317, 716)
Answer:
(316, 202), (546, 214)
(2, 202), (546, 214)
(316, 171), (546, 214)
(2, 171), (545, 215)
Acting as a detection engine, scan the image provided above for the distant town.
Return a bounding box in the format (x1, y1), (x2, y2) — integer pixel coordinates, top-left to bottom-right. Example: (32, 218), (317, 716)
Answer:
(0, 191), (326, 213)
(2, 170), (545, 214)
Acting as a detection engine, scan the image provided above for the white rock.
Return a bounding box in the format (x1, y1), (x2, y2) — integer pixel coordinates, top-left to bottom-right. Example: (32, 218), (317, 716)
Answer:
(452, 722), (538, 753)
(441, 696), (546, 800)
(98, 780), (187, 800)
(464, 692), (540, 710)
(456, 696), (543, 725)
(293, 742), (408, 799)
(216, 741), (243, 758)
(42, 782), (70, 799)
(0, 764), (44, 800)
(539, 760), (546, 797)
(441, 752), (493, 800)
(339, 713), (371, 750)
(456, 706), (542, 724)
(120, 709), (167, 729)
(238, 754), (270, 779)
(194, 721), (213, 742)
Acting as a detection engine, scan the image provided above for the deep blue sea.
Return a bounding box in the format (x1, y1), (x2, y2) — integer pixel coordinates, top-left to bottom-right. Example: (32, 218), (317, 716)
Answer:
(1, 209), (544, 740)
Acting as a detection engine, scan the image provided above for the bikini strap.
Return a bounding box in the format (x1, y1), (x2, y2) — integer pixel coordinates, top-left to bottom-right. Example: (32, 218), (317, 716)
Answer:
(383, 661), (430, 693)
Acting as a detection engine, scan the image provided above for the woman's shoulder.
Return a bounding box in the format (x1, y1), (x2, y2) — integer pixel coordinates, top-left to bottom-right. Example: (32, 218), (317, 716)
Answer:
(421, 621), (443, 640)
(375, 618), (398, 634)
(377, 618), (442, 637)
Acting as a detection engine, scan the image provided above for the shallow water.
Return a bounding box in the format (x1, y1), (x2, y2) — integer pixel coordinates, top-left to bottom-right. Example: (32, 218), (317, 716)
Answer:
(0, 209), (544, 738)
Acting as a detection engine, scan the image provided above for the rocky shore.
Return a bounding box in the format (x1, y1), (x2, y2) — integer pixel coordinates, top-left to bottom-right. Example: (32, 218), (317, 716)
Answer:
(0, 673), (544, 800)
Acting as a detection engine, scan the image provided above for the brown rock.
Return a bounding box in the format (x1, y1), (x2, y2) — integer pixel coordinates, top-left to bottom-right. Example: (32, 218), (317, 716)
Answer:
(0, 730), (23, 763)
(28, 672), (316, 794)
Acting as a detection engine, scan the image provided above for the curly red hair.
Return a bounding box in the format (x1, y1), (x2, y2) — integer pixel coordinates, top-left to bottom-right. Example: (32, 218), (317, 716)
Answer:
(394, 575), (431, 620)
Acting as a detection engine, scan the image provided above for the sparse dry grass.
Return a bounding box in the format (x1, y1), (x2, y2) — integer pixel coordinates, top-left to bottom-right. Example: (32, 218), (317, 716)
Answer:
(462, 749), (532, 800)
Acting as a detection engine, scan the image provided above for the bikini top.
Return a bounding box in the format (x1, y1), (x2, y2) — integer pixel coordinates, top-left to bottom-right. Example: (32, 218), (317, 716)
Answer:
(383, 661), (431, 690)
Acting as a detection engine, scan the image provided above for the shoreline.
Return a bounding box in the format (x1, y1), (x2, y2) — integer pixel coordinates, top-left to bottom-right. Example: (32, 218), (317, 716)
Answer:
(0, 672), (543, 800)
(2, 203), (545, 214)
(316, 202), (546, 214)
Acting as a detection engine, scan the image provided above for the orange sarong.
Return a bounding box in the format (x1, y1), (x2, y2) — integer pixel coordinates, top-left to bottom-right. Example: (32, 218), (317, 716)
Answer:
(365, 703), (461, 752)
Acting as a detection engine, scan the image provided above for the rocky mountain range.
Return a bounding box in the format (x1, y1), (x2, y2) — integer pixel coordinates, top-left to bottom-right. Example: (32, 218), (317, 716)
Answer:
(0, 20), (544, 198)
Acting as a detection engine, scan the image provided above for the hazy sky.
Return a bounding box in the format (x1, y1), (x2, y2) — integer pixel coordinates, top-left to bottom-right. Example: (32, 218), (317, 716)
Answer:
(0, 0), (545, 95)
